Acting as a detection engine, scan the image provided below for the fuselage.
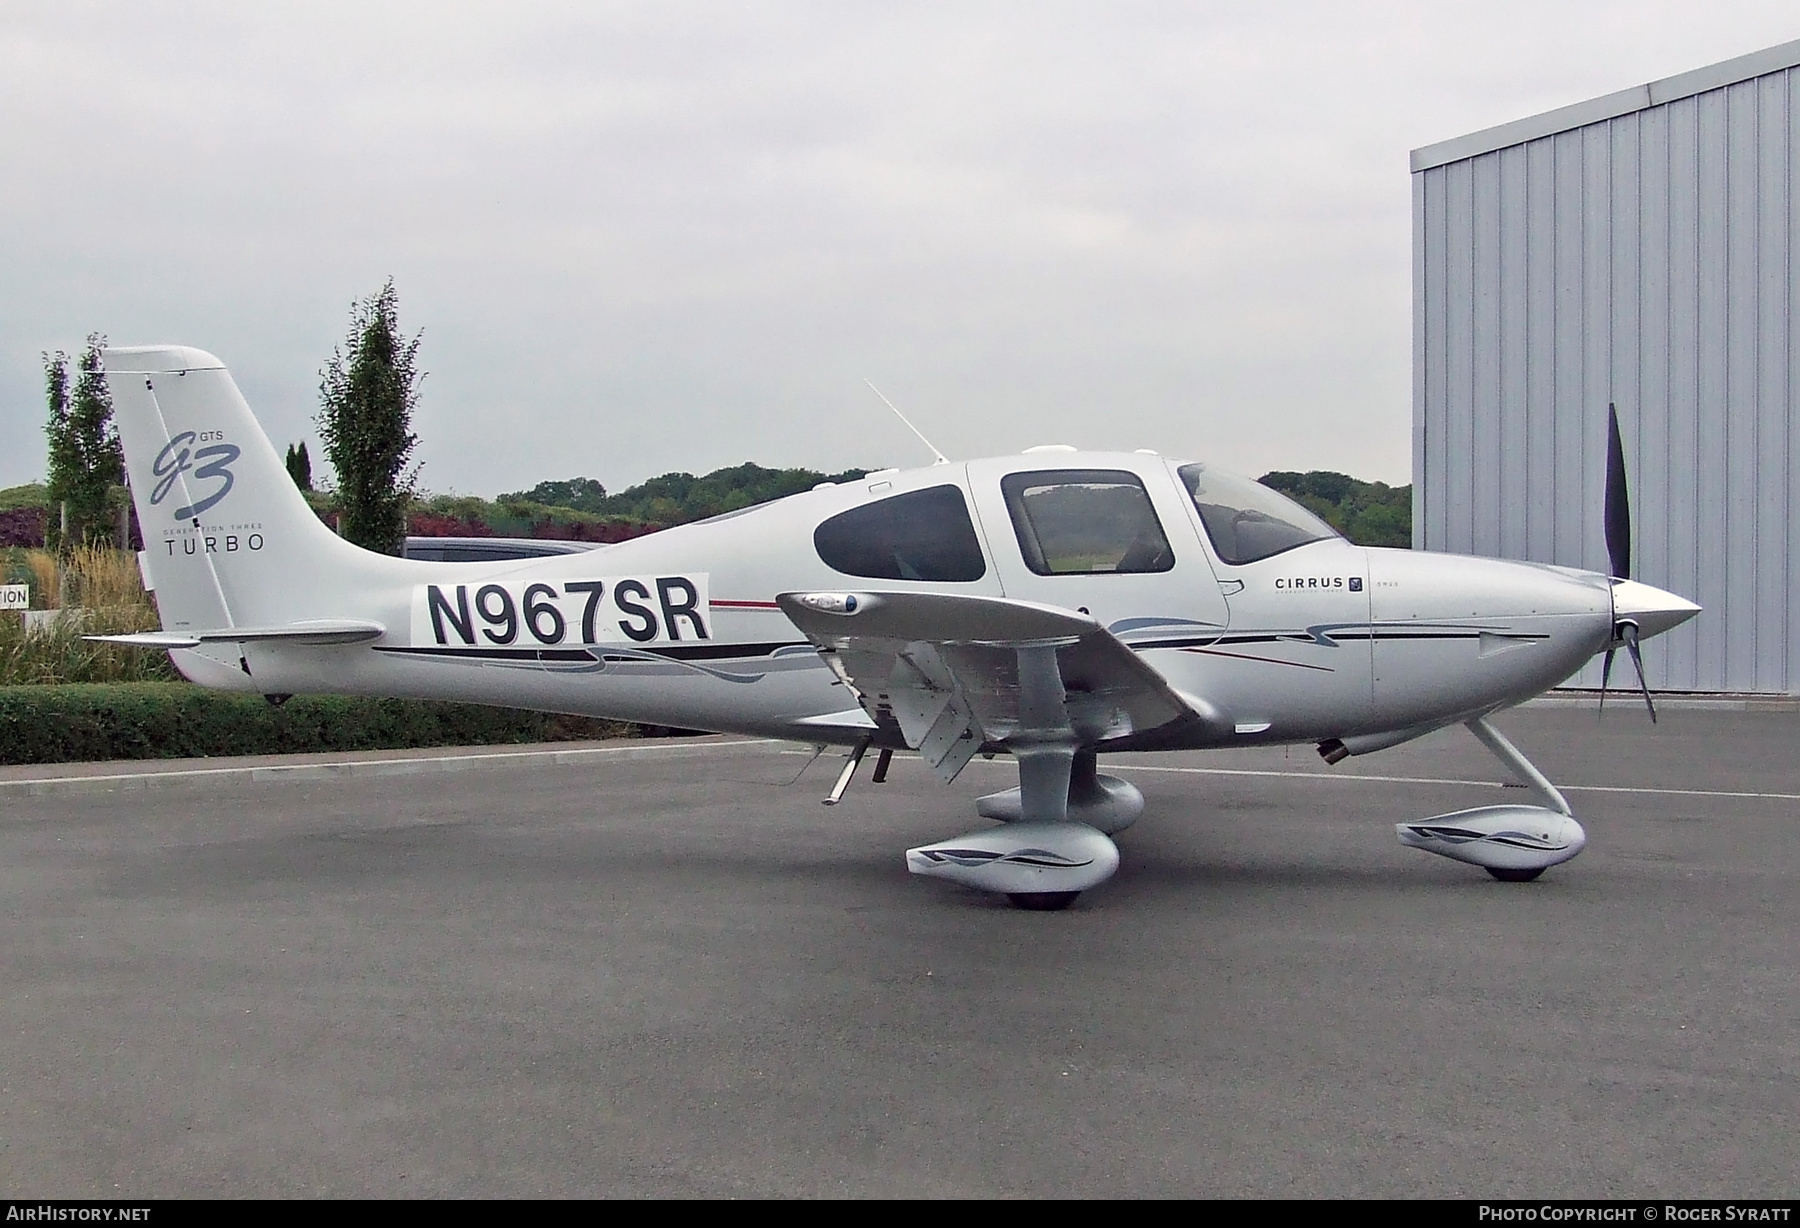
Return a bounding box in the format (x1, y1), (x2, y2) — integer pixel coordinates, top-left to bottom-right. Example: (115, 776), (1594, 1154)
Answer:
(163, 447), (1624, 752)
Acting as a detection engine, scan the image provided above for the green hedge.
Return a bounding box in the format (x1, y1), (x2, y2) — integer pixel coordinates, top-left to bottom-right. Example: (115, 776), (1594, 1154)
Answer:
(0, 683), (639, 765)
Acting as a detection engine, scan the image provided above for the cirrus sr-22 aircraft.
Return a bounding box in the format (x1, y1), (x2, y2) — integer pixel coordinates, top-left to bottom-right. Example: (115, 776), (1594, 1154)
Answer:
(95, 346), (1700, 910)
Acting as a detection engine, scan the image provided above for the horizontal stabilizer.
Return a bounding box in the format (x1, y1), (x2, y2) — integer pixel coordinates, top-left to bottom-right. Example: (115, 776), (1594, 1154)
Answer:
(88, 619), (386, 649)
(87, 631), (206, 648)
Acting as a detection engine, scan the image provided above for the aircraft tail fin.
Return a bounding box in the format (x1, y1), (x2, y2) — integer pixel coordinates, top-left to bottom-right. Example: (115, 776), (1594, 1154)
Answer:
(105, 346), (405, 652)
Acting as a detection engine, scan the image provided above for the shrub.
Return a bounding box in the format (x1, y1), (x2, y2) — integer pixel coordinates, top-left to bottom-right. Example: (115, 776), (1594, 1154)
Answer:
(0, 508), (46, 548)
(0, 683), (638, 765)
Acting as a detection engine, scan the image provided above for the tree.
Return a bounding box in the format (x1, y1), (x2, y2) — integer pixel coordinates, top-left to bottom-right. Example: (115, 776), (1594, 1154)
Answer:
(284, 441), (314, 492)
(44, 334), (124, 551)
(500, 463), (872, 525)
(496, 476), (609, 513)
(317, 281), (422, 554)
(43, 351), (74, 549)
(1258, 470), (1413, 549)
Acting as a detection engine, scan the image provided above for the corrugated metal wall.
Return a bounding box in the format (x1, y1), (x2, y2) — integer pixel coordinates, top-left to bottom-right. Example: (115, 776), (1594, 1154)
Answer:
(1414, 69), (1799, 692)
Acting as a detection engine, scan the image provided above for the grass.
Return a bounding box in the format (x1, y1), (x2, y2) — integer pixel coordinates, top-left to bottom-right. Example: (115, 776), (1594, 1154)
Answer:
(0, 546), (175, 685)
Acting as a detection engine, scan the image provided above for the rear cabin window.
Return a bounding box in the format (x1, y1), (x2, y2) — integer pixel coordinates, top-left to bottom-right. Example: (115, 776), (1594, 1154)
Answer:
(1000, 469), (1175, 576)
(813, 484), (988, 582)
(1178, 462), (1338, 565)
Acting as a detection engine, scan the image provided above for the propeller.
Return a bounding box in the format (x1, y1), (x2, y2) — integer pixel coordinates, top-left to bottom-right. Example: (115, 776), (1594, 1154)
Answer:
(1604, 402), (1632, 582)
(1598, 620), (1656, 722)
(1598, 403), (1656, 722)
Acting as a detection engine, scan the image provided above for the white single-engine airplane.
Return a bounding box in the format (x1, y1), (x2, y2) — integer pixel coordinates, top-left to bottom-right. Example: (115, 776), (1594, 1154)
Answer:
(96, 346), (1700, 909)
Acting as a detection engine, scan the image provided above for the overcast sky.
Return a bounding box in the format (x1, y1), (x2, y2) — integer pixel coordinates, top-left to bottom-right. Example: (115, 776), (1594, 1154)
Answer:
(4, 2), (1798, 496)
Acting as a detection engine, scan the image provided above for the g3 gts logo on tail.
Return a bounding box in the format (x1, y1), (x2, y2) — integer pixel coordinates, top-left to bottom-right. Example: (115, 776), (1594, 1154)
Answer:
(150, 432), (240, 520)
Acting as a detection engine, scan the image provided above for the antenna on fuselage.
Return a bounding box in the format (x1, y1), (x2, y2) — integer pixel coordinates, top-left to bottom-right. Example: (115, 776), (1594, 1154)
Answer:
(864, 380), (950, 466)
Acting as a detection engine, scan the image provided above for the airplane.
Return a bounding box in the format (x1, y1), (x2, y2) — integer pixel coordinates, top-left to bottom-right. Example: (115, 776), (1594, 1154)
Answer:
(93, 345), (1701, 910)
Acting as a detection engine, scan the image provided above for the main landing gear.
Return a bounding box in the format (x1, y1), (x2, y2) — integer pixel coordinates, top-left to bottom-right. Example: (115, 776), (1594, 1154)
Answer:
(904, 749), (1143, 911)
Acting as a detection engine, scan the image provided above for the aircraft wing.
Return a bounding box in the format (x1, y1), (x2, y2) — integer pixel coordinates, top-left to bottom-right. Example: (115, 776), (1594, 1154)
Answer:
(776, 590), (1206, 783)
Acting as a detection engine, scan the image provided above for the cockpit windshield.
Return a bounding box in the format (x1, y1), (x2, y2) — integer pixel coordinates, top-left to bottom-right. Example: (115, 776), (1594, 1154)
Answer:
(1178, 463), (1338, 565)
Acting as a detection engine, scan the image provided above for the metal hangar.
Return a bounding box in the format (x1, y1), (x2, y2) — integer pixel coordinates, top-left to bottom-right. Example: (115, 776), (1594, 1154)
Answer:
(1412, 39), (1800, 692)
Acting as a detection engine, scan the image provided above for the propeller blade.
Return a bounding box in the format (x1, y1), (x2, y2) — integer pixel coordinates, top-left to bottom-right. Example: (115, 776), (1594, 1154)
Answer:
(1598, 646), (1616, 718)
(1623, 623), (1657, 724)
(1604, 403), (1632, 580)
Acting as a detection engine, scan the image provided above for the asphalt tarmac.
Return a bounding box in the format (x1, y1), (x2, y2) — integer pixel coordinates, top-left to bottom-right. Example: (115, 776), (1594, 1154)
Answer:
(2, 703), (1797, 1197)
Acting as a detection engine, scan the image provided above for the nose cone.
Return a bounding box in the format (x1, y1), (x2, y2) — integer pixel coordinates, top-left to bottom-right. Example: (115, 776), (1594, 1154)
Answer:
(1611, 578), (1701, 640)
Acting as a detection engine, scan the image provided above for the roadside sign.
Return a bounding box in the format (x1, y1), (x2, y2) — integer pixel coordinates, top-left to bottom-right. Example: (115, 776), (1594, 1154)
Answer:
(0, 584), (27, 610)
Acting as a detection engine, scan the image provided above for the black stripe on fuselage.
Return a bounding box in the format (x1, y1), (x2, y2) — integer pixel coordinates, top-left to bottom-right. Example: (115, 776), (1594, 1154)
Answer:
(1126, 635), (1283, 651)
(374, 640), (810, 664)
(375, 646), (598, 662)
(1126, 628), (1540, 652)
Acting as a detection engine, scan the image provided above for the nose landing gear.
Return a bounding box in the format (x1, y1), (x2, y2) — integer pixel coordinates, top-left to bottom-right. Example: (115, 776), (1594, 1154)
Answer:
(1393, 716), (1586, 880)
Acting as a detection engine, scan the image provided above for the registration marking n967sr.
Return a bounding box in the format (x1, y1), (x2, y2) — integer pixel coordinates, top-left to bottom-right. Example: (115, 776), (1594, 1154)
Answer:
(409, 574), (711, 648)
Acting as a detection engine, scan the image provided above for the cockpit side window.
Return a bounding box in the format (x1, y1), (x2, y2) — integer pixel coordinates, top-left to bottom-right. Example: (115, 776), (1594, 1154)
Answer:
(813, 484), (987, 582)
(1178, 462), (1338, 565)
(1000, 469), (1175, 576)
